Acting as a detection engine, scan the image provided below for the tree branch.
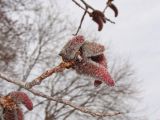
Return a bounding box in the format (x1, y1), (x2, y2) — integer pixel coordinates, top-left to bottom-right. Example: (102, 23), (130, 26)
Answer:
(0, 72), (122, 117)
(80, 0), (94, 10)
(25, 61), (75, 89)
(73, 7), (88, 36)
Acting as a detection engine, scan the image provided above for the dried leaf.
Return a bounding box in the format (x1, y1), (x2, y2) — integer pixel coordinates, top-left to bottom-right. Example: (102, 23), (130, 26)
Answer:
(109, 3), (118, 17)
(90, 10), (106, 31)
(107, 0), (118, 17)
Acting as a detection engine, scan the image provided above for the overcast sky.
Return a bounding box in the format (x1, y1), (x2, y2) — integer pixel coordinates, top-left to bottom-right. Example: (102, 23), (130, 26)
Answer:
(56, 0), (160, 119)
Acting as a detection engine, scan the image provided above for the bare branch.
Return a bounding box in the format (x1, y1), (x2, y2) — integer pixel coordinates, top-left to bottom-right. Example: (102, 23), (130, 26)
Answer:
(25, 61), (75, 89)
(80, 0), (94, 10)
(0, 73), (122, 117)
(103, 5), (108, 13)
(73, 7), (88, 35)
(72, 0), (88, 12)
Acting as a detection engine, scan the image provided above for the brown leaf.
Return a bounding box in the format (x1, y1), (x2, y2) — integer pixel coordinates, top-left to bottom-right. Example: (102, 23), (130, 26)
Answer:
(109, 3), (118, 17)
(107, 0), (118, 17)
(90, 10), (106, 31)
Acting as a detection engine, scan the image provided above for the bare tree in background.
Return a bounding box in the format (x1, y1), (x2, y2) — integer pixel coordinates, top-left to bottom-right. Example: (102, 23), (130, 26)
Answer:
(0, 0), (145, 120)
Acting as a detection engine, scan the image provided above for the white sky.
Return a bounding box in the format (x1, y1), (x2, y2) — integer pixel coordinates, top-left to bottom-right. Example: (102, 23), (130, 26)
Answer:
(57, 0), (160, 119)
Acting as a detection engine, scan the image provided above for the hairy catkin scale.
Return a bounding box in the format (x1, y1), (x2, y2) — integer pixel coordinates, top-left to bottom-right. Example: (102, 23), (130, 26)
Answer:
(91, 10), (106, 31)
(59, 35), (85, 62)
(81, 42), (105, 57)
(75, 41), (108, 87)
(8, 92), (33, 110)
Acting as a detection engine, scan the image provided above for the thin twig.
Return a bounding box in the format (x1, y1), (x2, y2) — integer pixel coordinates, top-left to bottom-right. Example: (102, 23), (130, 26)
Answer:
(72, 0), (85, 11)
(0, 73), (123, 117)
(25, 61), (75, 89)
(73, 7), (88, 35)
(72, 0), (90, 14)
(25, 65), (64, 89)
(80, 0), (94, 10)
(103, 5), (108, 13)
(106, 17), (115, 24)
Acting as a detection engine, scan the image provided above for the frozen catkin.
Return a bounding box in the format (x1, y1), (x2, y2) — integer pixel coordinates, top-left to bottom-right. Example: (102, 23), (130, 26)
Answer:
(59, 35), (115, 87)
(0, 91), (33, 120)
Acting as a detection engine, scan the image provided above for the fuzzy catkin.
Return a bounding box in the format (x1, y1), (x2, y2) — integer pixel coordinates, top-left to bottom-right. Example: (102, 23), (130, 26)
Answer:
(59, 35), (115, 87)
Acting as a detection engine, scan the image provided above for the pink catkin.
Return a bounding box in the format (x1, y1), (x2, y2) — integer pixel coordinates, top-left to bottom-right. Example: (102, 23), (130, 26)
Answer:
(60, 35), (115, 87)
(8, 91), (33, 110)
(74, 59), (115, 86)
(98, 54), (107, 67)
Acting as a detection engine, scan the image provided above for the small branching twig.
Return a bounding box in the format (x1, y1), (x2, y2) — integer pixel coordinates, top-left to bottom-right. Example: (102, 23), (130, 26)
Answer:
(72, 0), (117, 34)
(103, 5), (108, 14)
(73, 7), (88, 35)
(106, 18), (115, 24)
(72, 0), (89, 13)
(80, 0), (94, 10)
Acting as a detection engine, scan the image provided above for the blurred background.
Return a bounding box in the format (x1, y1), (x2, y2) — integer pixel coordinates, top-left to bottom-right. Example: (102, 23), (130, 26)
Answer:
(0, 0), (160, 119)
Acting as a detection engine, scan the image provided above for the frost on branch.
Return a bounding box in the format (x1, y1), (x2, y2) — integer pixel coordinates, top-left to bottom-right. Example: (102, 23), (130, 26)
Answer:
(59, 35), (115, 87)
(0, 91), (33, 120)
